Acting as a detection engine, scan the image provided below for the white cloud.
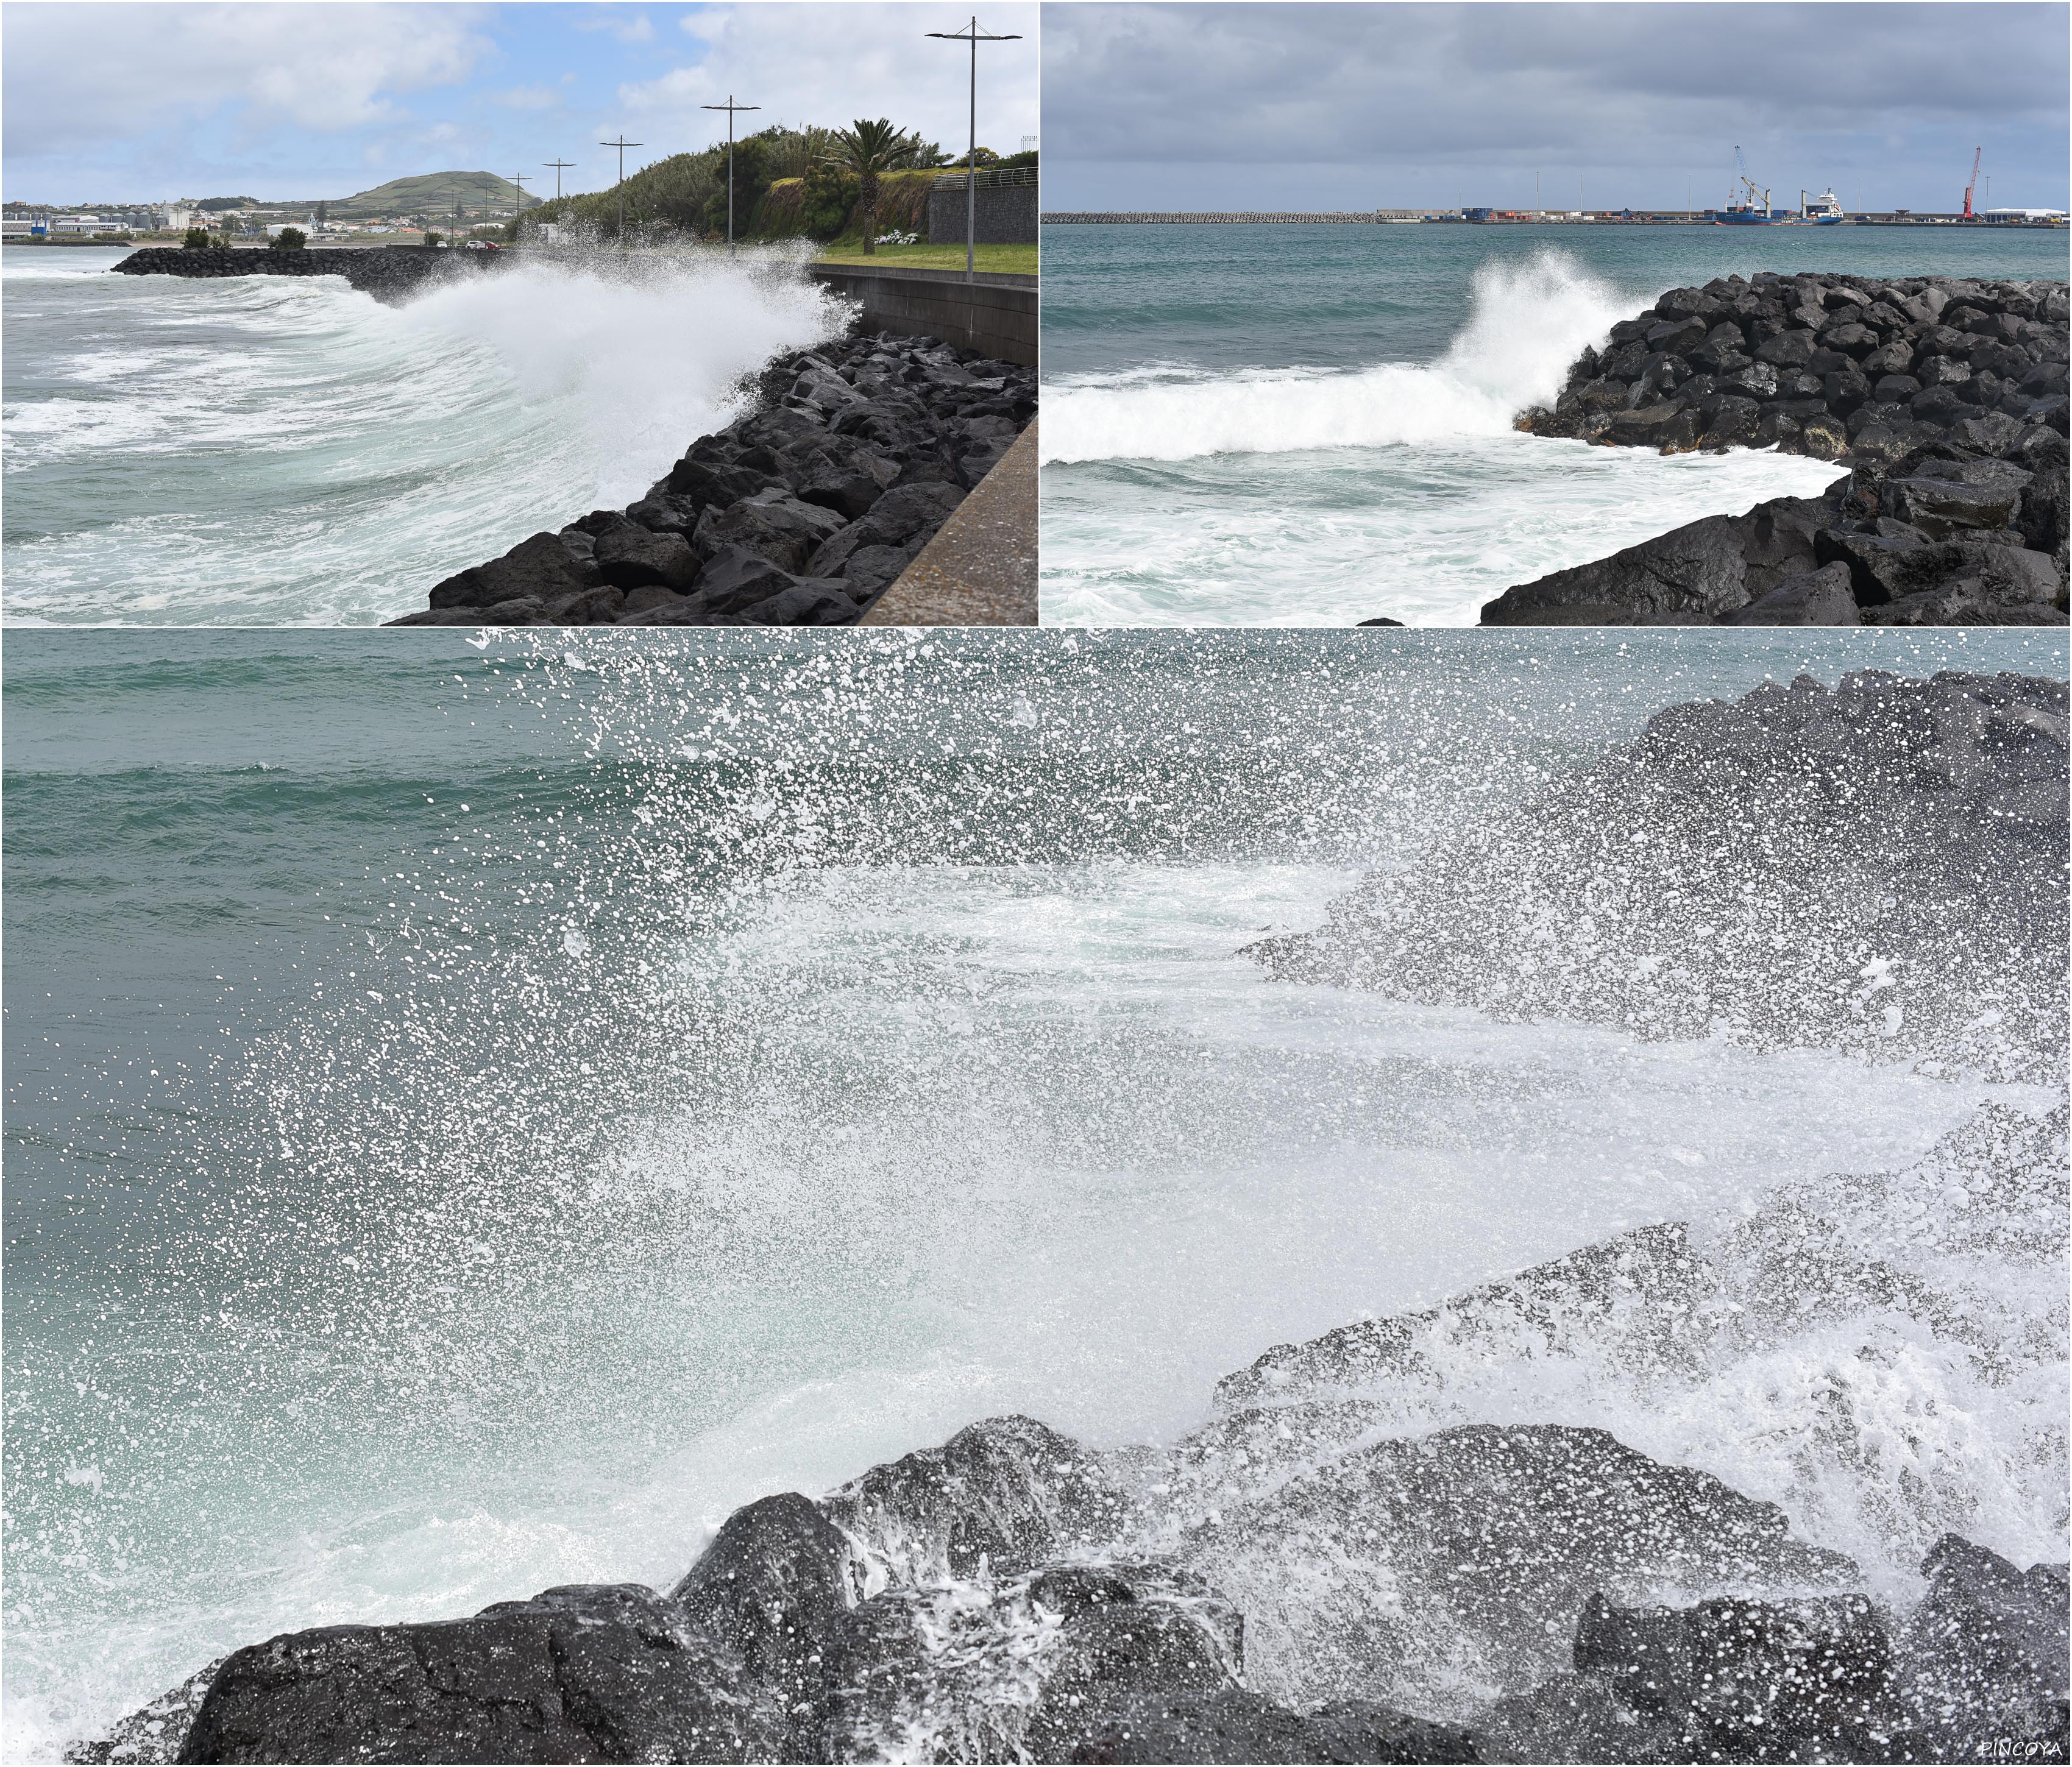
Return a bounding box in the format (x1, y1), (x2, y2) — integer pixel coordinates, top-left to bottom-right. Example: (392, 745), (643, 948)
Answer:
(612, 3), (1037, 158)
(1, 2), (494, 152)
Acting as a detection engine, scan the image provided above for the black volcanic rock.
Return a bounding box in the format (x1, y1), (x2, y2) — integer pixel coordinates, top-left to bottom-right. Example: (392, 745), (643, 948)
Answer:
(1495, 273), (2069, 625)
(174, 1584), (784, 1764)
(424, 532), (600, 612)
(388, 331), (1034, 627)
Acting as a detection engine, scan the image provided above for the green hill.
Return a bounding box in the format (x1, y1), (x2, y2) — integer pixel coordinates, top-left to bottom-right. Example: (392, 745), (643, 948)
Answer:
(318, 172), (542, 219)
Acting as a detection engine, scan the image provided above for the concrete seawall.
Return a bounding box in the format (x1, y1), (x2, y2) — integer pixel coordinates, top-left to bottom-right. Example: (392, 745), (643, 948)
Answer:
(807, 264), (1036, 366)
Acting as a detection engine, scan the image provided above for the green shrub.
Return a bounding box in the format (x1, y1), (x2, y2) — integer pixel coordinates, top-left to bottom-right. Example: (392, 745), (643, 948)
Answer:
(424, 230), (443, 247)
(270, 227), (308, 251)
(182, 227), (213, 250)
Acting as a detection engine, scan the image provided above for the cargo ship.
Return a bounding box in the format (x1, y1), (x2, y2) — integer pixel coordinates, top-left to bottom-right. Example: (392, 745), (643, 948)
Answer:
(1708, 149), (1845, 224)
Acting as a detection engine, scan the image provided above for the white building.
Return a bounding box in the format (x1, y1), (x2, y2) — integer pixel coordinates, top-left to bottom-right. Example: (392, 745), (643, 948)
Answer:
(50, 214), (126, 236)
(1983, 208), (2068, 222)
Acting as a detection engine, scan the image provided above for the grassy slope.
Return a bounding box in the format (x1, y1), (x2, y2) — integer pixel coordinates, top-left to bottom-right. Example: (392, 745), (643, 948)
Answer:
(318, 173), (540, 217)
(811, 241), (1038, 274)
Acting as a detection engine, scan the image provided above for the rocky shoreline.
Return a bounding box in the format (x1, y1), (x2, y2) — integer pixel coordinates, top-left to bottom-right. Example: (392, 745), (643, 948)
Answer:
(1252, 668), (2069, 1081)
(1480, 274), (2069, 625)
(389, 333), (1037, 628)
(69, 1103), (2071, 1764)
(109, 245), (495, 304)
(69, 671), (2070, 1766)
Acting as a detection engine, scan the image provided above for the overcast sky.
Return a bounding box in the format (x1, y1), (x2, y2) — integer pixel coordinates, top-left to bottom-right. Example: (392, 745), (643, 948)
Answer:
(2, 2), (1037, 204)
(1043, 2), (2071, 214)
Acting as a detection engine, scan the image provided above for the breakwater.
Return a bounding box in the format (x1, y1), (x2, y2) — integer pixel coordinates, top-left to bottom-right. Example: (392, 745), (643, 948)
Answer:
(391, 331), (1036, 626)
(1486, 272), (2070, 625)
(107, 244), (497, 304)
(1043, 210), (1433, 224)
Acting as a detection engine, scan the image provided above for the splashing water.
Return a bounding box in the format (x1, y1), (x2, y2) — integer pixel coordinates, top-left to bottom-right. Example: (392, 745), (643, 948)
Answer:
(2, 628), (2063, 1760)
(1041, 253), (1630, 465)
(0, 248), (852, 625)
(1038, 245), (1845, 625)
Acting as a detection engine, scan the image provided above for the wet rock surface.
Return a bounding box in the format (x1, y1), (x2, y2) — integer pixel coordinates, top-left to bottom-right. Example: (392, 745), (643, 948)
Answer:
(85, 1118), (2069, 1766)
(110, 245), (492, 305)
(390, 334), (1037, 629)
(1486, 274), (2068, 625)
(1250, 668), (2070, 1079)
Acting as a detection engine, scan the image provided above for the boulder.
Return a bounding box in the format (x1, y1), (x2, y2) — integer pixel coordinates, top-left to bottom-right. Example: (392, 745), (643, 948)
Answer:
(1820, 529), (2060, 606)
(1057, 1691), (1478, 1765)
(1753, 329), (1815, 369)
(1482, 514), (1749, 625)
(823, 1415), (1133, 1586)
(730, 582), (862, 627)
(1179, 1423), (1857, 1716)
(592, 528), (700, 592)
(692, 489), (848, 573)
(176, 1585), (785, 1764)
(1893, 1534), (2070, 1759)
(1950, 409), (2028, 455)
(1719, 560), (1861, 625)
(1881, 463), (2028, 537)
(427, 533), (598, 612)
(678, 546), (802, 618)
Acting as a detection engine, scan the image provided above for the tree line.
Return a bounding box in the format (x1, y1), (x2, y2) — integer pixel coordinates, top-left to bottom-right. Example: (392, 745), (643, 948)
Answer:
(517, 119), (1035, 252)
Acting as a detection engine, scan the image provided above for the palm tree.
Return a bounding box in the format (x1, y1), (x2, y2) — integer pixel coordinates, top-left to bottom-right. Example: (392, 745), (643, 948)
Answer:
(824, 118), (913, 255)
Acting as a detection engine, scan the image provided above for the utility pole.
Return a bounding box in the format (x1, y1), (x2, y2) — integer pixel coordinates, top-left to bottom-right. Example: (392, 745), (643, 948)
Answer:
(506, 171), (530, 241)
(600, 135), (643, 247)
(926, 15), (1023, 285)
(700, 95), (761, 256)
(544, 158), (575, 202)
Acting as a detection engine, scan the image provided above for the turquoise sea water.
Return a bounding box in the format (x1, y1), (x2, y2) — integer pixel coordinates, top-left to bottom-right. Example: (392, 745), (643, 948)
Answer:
(1039, 223), (2071, 625)
(0, 249), (850, 625)
(4, 626), (2063, 1758)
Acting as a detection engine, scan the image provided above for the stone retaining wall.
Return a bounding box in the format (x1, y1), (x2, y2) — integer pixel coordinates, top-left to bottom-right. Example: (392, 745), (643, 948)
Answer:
(926, 182), (1038, 246)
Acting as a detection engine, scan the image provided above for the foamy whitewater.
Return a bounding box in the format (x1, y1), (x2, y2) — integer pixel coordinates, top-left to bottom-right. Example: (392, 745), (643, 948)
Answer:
(1039, 227), (2072, 624)
(4, 627), (2064, 1760)
(0, 247), (851, 624)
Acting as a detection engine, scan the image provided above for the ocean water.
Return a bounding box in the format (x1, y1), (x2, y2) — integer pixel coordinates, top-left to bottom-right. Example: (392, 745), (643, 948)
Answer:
(0, 247), (851, 625)
(3, 625), (2063, 1759)
(1039, 224), (2072, 625)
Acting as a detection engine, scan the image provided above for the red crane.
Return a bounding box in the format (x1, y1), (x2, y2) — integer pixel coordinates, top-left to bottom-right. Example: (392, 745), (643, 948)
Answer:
(1964, 147), (1982, 219)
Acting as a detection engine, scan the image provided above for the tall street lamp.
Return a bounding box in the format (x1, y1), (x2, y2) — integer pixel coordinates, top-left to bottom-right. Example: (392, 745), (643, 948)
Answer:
(926, 15), (1022, 285)
(700, 95), (761, 257)
(600, 136), (644, 247)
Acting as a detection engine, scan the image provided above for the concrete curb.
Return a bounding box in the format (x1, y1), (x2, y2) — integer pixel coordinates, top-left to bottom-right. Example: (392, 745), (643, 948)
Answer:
(860, 423), (1038, 626)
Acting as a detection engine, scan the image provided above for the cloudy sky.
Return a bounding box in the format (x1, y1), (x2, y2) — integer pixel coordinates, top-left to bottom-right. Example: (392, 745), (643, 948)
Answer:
(1043, 2), (2070, 214)
(2, 2), (1037, 204)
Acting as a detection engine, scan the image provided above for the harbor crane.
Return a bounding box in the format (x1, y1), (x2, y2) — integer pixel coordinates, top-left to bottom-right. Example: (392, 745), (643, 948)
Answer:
(1964, 147), (1982, 219)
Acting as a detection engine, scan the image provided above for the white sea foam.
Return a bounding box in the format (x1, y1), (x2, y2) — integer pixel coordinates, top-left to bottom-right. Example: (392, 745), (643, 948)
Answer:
(1041, 251), (1628, 466)
(1, 250), (850, 624)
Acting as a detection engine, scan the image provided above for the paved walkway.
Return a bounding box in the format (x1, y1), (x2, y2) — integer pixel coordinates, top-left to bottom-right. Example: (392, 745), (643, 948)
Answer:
(860, 422), (1038, 626)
